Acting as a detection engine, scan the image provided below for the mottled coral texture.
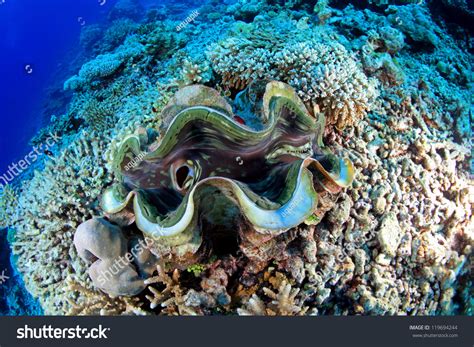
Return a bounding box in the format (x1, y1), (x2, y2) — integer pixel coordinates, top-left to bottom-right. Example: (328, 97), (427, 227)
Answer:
(208, 17), (379, 129)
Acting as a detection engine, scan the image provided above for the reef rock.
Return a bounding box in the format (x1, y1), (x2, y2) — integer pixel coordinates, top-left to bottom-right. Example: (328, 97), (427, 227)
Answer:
(377, 212), (403, 257)
(74, 218), (146, 297)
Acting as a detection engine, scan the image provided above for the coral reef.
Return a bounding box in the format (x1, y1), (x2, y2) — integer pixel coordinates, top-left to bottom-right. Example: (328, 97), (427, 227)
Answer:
(1, 0), (472, 316)
(8, 133), (114, 314)
(0, 228), (43, 316)
(64, 38), (143, 91)
(103, 19), (138, 52)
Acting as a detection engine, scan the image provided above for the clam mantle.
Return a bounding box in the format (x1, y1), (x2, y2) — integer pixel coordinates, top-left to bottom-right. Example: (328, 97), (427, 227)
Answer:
(105, 81), (353, 244)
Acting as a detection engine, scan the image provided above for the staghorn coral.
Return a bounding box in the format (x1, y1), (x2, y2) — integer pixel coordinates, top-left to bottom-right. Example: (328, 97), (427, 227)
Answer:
(145, 265), (201, 315)
(238, 279), (308, 316)
(237, 268), (309, 316)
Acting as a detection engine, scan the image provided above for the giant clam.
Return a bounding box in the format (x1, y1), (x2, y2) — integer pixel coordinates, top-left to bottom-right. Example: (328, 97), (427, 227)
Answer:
(74, 81), (354, 296)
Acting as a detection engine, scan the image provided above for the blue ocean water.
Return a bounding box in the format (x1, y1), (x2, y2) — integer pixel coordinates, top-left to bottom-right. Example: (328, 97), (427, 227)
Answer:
(0, 0), (116, 175)
(0, 0), (118, 316)
(0, 0), (210, 176)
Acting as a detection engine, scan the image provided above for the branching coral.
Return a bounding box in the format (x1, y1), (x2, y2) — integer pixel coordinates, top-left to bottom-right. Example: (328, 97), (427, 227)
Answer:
(238, 276), (308, 316)
(145, 265), (200, 315)
(65, 278), (147, 316)
(79, 97), (116, 132)
(276, 41), (379, 129)
(177, 58), (212, 86)
(5, 68), (174, 315)
(9, 133), (114, 314)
